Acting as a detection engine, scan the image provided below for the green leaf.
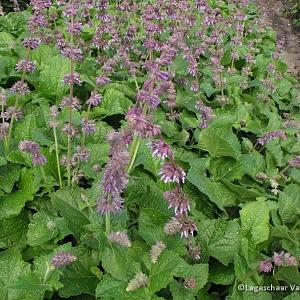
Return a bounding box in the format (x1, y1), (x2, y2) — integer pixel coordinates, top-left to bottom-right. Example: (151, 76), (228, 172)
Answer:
(0, 164), (20, 193)
(198, 125), (241, 160)
(0, 248), (30, 286)
(27, 211), (60, 247)
(187, 159), (236, 210)
(96, 275), (127, 298)
(51, 188), (90, 239)
(240, 200), (270, 244)
(0, 191), (34, 220)
(149, 250), (182, 293)
(0, 248), (45, 300)
(39, 55), (70, 99)
(102, 245), (139, 281)
(0, 32), (15, 52)
(139, 208), (170, 245)
(197, 218), (240, 265)
(14, 114), (37, 142)
(274, 267), (300, 285)
(94, 88), (132, 116)
(239, 152), (265, 178)
(0, 210), (29, 249)
(209, 262), (235, 285)
(170, 53), (189, 76)
(278, 184), (300, 224)
(58, 247), (99, 297)
(209, 157), (244, 181)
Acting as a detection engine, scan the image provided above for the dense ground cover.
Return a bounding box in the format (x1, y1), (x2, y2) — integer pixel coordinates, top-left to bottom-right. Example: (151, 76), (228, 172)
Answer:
(0, 0), (300, 299)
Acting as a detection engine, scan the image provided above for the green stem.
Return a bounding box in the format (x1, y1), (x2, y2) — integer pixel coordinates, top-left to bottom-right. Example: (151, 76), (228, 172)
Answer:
(292, 219), (300, 230)
(67, 136), (71, 187)
(53, 127), (63, 188)
(127, 135), (141, 174)
(105, 195), (111, 236)
(43, 263), (54, 284)
(6, 47), (30, 152)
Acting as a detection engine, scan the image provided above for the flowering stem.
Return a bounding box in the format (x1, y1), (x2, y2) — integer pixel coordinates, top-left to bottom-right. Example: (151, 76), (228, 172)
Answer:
(105, 194), (111, 236)
(67, 136), (71, 187)
(127, 134), (141, 174)
(6, 47), (30, 152)
(280, 165), (289, 175)
(53, 127), (63, 188)
(43, 263), (54, 284)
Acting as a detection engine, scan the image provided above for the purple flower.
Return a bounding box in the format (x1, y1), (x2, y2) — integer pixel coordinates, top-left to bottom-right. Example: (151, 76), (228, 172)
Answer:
(19, 140), (40, 155)
(126, 272), (149, 292)
(176, 215), (197, 238)
(31, 153), (47, 166)
(102, 151), (130, 196)
(0, 122), (9, 140)
(60, 96), (81, 110)
(150, 241), (166, 263)
(184, 277), (197, 289)
(257, 130), (286, 145)
(187, 244), (201, 260)
(126, 107), (161, 138)
(0, 91), (7, 106)
(159, 162), (186, 183)
(258, 260), (273, 273)
(96, 196), (123, 214)
(60, 46), (83, 61)
(48, 105), (59, 128)
(107, 130), (133, 153)
(30, 0), (52, 11)
(61, 123), (79, 138)
(164, 187), (190, 214)
(22, 38), (41, 49)
(195, 100), (214, 129)
(273, 251), (298, 267)
(164, 217), (182, 235)
(1, 107), (23, 120)
(10, 81), (30, 95)
(51, 252), (77, 268)
(148, 140), (173, 159)
(108, 231), (131, 247)
(96, 75), (111, 87)
(288, 156), (300, 168)
(63, 73), (83, 86)
(72, 146), (90, 163)
(15, 60), (36, 73)
(66, 22), (82, 35)
(136, 90), (160, 109)
(86, 91), (102, 107)
(81, 118), (96, 135)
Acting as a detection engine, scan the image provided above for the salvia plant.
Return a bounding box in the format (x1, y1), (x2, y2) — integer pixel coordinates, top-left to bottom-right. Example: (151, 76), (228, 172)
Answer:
(0, 0), (299, 299)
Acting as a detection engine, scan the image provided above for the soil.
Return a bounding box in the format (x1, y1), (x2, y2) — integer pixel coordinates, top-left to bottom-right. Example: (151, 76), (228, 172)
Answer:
(257, 0), (300, 78)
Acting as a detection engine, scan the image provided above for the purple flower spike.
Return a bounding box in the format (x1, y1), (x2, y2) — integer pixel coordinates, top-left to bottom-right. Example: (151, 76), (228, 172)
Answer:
(19, 140), (40, 155)
(10, 81), (30, 95)
(86, 91), (102, 107)
(258, 260), (273, 273)
(257, 130), (286, 145)
(159, 162), (186, 183)
(16, 60), (36, 73)
(149, 140), (173, 160)
(288, 156), (300, 168)
(195, 100), (214, 129)
(164, 187), (190, 214)
(31, 153), (47, 166)
(96, 196), (123, 214)
(51, 251), (77, 268)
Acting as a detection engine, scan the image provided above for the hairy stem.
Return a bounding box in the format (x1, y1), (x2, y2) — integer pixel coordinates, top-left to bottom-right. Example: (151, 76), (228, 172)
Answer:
(53, 127), (63, 188)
